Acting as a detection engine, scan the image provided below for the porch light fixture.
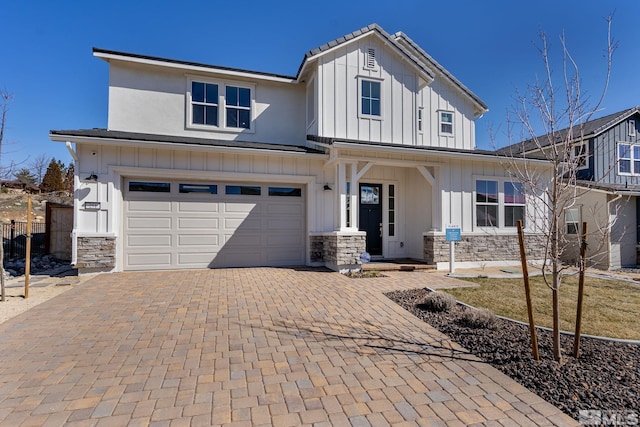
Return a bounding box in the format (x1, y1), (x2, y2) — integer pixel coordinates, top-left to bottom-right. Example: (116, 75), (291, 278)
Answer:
(85, 172), (98, 181)
(323, 184), (332, 191)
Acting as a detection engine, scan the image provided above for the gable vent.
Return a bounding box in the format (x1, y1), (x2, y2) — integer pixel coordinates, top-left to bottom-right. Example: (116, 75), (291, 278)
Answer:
(365, 48), (376, 69)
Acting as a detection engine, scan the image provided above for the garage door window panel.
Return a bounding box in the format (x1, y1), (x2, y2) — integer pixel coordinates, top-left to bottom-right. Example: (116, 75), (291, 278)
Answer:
(179, 184), (218, 194)
(129, 182), (171, 192)
(268, 187), (302, 197)
(226, 185), (261, 195)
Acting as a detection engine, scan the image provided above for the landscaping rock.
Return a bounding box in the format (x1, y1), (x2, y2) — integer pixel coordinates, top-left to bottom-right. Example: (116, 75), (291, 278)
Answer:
(386, 287), (640, 420)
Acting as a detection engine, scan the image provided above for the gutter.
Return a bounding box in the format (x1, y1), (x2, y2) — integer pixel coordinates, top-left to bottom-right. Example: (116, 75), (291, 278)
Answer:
(331, 141), (551, 166)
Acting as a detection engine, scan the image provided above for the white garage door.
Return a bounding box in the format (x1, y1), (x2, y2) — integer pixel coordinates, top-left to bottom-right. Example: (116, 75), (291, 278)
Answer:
(123, 180), (305, 270)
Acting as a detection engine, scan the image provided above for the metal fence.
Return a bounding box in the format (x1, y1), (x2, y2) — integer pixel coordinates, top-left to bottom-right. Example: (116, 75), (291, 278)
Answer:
(2, 220), (46, 260)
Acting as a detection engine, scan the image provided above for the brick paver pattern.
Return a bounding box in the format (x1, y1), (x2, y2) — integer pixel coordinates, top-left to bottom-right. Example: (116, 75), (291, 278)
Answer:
(0, 268), (576, 426)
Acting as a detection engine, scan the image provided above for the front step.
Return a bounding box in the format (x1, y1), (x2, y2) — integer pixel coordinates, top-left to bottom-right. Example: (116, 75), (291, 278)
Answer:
(361, 259), (436, 272)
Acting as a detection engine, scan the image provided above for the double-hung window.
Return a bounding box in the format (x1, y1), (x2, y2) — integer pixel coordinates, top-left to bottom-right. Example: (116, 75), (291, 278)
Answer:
(476, 180), (498, 227)
(573, 143), (588, 170)
(191, 82), (219, 126)
(361, 80), (381, 117)
(189, 79), (253, 131)
(504, 182), (525, 227)
(226, 86), (251, 129)
(439, 111), (454, 136)
(618, 143), (640, 175)
(565, 208), (580, 235)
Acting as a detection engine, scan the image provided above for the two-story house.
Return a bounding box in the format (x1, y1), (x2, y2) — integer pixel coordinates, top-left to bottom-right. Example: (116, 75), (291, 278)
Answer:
(50, 24), (550, 274)
(499, 106), (640, 270)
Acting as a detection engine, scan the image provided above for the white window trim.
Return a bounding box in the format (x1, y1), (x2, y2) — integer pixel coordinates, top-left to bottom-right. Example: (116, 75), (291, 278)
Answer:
(629, 119), (636, 137)
(186, 75), (256, 133)
(357, 76), (383, 120)
(473, 177), (527, 231)
(565, 207), (581, 235)
(617, 142), (640, 176)
(438, 110), (454, 137)
(573, 142), (589, 171)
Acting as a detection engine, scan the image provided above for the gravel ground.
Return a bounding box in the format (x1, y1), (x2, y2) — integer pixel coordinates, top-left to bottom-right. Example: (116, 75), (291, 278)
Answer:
(386, 287), (640, 421)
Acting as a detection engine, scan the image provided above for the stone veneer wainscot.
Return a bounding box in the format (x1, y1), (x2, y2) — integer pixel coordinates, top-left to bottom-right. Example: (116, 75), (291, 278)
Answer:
(423, 233), (546, 264)
(310, 232), (366, 270)
(76, 236), (116, 272)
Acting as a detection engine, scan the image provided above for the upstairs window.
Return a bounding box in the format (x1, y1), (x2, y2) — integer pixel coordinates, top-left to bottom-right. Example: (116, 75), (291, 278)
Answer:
(629, 120), (636, 137)
(476, 180), (498, 227)
(618, 143), (640, 175)
(191, 82), (218, 126)
(573, 143), (589, 170)
(189, 79), (253, 131)
(361, 80), (381, 117)
(226, 86), (251, 129)
(417, 107), (424, 133)
(439, 111), (454, 136)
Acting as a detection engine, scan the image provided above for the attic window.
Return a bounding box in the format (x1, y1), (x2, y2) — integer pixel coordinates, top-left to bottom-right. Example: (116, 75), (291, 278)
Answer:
(629, 120), (636, 137)
(365, 48), (377, 70)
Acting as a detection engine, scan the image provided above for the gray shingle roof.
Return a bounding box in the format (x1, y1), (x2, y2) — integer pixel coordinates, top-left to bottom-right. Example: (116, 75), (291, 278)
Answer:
(393, 32), (488, 113)
(296, 23), (434, 81)
(306, 135), (545, 160)
(497, 106), (640, 155)
(93, 48), (297, 80)
(51, 129), (325, 154)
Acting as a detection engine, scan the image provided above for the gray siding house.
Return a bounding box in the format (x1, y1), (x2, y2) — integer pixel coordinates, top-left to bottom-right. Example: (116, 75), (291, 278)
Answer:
(500, 106), (640, 269)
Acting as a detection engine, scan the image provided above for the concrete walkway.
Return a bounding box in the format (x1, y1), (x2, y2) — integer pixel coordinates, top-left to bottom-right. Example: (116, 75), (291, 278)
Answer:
(0, 268), (576, 426)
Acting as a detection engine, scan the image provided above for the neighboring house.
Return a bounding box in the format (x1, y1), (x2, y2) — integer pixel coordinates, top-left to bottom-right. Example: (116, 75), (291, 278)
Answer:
(50, 24), (550, 274)
(499, 107), (640, 270)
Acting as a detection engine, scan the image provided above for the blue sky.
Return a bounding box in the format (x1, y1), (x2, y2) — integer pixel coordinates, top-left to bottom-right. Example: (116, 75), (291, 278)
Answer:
(1, 0), (638, 171)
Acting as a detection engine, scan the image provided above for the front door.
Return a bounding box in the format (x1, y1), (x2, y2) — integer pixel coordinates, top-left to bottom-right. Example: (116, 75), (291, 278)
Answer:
(359, 183), (382, 256)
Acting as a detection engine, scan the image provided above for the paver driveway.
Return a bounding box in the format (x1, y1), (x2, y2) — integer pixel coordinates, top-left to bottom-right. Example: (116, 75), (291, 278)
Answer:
(0, 268), (576, 426)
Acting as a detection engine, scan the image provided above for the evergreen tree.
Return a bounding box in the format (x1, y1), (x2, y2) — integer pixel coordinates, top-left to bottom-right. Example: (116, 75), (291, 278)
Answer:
(40, 158), (64, 193)
(64, 162), (75, 194)
(14, 168), (36, 185)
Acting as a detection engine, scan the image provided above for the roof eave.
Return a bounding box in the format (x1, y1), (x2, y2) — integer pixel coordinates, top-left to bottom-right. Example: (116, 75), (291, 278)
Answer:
(93, 48), (297, 84)
(50, 132), (327, 159)
(393, 32), (489, 116)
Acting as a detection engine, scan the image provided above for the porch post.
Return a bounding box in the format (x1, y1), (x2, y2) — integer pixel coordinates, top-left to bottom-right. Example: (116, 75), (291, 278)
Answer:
(337, 161), (348, 230)
(350, 163), (359, 230)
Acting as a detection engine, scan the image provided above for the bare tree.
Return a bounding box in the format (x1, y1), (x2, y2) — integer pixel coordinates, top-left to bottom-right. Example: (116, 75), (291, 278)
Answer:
(0, 89), (13, 301)
(497, 16), (616, 362)
(30, 153), (50, 185)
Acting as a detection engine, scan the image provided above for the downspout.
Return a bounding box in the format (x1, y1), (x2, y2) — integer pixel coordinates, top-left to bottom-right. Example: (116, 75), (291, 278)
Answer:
(607, 193), (623, 269)
(65, 142), (78, 266)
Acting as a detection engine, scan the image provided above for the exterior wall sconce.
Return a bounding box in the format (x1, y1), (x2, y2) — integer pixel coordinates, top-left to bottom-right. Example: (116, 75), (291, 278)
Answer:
(323, 184), (332, 191)
(85, 173), (98, 181)
(83, 201), (101, 210)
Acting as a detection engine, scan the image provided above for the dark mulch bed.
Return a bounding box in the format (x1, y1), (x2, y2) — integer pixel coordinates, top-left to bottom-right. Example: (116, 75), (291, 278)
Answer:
(385, 288), (640, 420)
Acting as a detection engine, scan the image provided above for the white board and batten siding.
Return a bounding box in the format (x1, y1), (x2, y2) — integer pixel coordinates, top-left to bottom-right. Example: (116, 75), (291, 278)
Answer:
(317, 36), (418, 145)
(315, 34), (478, 150)
(74, 144), (329, 271)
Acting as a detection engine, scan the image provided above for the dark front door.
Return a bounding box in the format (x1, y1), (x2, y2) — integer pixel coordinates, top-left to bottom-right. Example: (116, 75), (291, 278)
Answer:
(359, 183), (382, 256)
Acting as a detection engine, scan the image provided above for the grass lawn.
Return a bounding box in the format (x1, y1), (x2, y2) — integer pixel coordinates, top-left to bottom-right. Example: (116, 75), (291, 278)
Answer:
(444, 274), (640, 340)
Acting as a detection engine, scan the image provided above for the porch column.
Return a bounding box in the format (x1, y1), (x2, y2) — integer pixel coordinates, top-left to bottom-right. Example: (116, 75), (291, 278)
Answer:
(417, 165), (441, 231)
(337, 161), (348, 231)
(350, 163), (359, 230)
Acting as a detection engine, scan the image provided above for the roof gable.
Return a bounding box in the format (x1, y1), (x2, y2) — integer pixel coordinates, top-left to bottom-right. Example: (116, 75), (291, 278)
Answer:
(295, 24), (435, 86)
(393, 32), (488, 116)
